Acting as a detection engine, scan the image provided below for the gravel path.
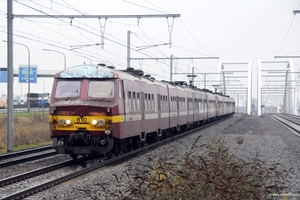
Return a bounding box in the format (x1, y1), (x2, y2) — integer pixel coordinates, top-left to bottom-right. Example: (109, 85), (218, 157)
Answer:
(23, 114), (300, 200)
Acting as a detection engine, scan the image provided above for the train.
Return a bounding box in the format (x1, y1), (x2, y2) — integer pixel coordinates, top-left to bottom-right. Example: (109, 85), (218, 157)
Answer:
(49, 64), (235, 159)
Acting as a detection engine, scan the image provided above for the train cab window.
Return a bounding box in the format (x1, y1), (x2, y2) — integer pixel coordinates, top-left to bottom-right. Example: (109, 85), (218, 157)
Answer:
(88, 81), (115, 98)
(55, 80), (81, 98)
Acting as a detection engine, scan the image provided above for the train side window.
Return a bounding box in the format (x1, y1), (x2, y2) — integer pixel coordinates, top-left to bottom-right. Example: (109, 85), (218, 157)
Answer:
(160, 95), (163, 110)
(151, 94), (155, 111)
(157, 94), (161, 111)
(148, 94), (151, 111)
(173, 96), (176, 109)
(164, 95), (168, 110)
(119, 81), (123, 98)
(132, 92), (136, 111)
(178, 97), (181, 109)
(137, 93), (140, 111)
(200, 99), (202, 109)
(162, 96), (165, 110)
(128, 91), (132, 112)
(145, 93), (148, 111)
(180, 97), (182, 109)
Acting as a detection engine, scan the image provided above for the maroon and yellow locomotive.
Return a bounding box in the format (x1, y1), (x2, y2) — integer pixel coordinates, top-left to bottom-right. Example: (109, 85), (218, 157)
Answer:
(49, 64), (235, 158)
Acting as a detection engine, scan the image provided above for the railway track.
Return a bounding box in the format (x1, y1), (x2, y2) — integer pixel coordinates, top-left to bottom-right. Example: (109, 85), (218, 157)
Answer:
(0, 146), (57, 168)
(270, 113), (300, 136)
(0, 116), (233, 200)
(0, 156), (97, 199)
(0, 145), (53, 160)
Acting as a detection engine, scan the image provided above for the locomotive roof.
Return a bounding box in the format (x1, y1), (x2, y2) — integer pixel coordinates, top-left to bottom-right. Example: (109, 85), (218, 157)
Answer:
(54, 65), (167, 86)
(55, 65), (116, 79)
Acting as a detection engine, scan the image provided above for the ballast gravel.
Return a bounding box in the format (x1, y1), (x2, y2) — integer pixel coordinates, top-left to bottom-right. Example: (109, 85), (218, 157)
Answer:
(25, 114), (300, 200)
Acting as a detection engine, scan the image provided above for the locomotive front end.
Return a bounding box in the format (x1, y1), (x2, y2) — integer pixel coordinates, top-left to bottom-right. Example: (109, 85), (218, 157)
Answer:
(49, 65), (122, 158)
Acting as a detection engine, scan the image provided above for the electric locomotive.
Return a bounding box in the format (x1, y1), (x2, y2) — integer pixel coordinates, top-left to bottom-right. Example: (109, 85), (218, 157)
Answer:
(49, 64), (127, 158)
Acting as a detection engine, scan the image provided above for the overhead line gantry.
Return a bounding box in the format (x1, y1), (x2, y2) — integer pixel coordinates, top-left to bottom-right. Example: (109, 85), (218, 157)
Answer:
(7, 0), (180, 152)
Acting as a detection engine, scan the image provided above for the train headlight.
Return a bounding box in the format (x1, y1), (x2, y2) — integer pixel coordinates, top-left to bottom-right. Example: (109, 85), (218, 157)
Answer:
(65, 119), (72, 125)
(58, 119), (65, 126)
(91, 118), (106, 127)
(98, 119), (105, 126)
(91, 119), (98, 125)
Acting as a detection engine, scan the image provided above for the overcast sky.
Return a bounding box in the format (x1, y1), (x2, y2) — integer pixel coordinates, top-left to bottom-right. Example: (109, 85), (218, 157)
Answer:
(0, 0), (300, 106)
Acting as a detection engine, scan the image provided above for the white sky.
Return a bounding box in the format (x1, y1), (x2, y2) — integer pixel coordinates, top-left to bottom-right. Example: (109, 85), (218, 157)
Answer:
(0, 0), (300, 107)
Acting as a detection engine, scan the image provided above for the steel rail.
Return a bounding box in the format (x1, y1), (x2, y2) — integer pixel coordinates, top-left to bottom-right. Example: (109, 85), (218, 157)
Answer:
(270, 114), (300, 135)
(0, 145), (53, 161)
(0, 151), (57, 168)
(0, 155), (95, 187)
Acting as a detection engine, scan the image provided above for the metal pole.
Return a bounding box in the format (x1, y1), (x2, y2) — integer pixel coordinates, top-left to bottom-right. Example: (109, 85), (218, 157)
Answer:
(192, 67), (195, 86)
(43, 49), (66, 70)
(204, 73), (207, 89)
(7, 0), (13, 152)
(127, 30), (130, 69)
(170, 55), (173, 82)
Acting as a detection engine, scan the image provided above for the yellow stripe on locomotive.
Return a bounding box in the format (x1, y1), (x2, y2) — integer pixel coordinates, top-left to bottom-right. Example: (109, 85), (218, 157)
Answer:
(50, 115), (125, 131)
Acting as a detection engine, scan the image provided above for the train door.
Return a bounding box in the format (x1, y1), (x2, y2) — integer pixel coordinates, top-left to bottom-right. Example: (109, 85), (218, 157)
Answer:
(215, 96), (219, 117)
(204, 93), (208, 119)
(140, 84), (145, 121)
(176, 94), (180, 119)
(119, 80), (125, 115)
(156, 87), (161, 120)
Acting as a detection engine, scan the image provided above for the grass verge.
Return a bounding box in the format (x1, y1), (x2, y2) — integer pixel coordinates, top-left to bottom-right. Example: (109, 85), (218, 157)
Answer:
(0, 111), (51, 153)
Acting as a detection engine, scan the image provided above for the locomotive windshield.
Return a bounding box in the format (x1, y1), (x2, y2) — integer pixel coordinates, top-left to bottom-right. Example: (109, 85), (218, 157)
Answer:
(55, 80), (81, 98)
(88, 80), (115, 98)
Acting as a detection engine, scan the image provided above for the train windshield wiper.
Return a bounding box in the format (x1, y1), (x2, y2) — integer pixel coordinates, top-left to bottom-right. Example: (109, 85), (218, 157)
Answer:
(99, 89), (113, 100)
(65, 89), (78, 101)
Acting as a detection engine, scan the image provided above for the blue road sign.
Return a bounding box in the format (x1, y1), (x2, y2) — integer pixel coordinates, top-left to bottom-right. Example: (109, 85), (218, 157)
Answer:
(19, 65), (37, 83)
(0, 69), (7, 82)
